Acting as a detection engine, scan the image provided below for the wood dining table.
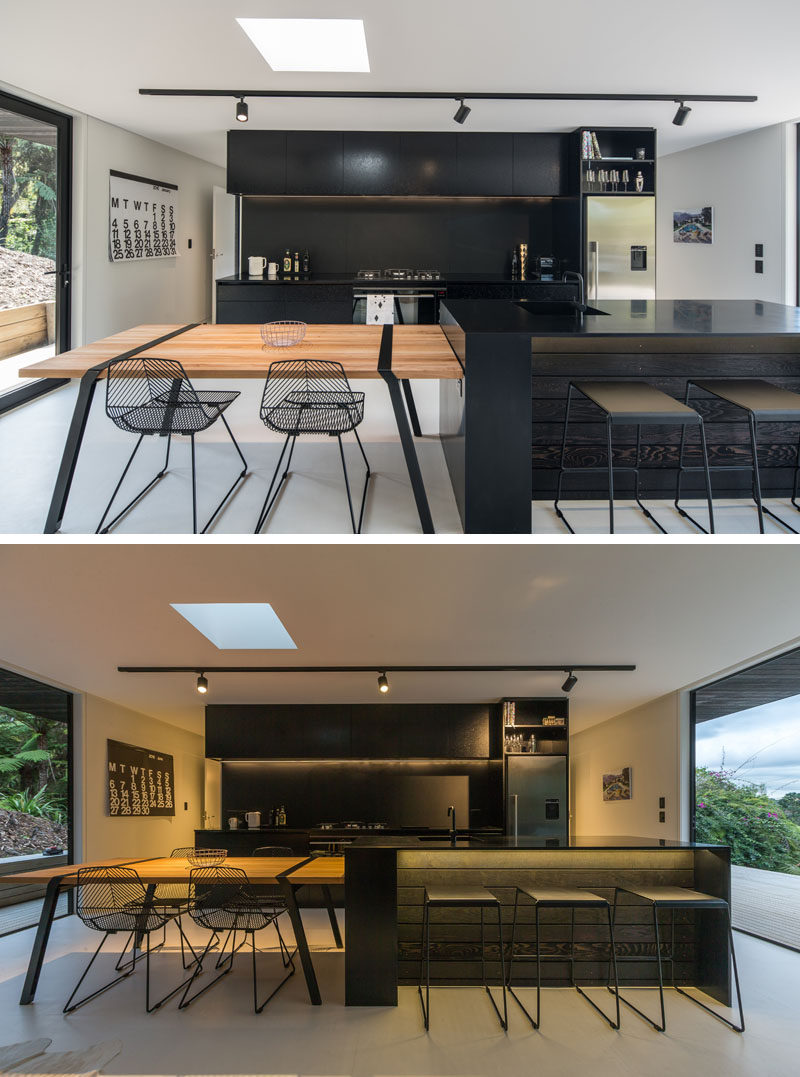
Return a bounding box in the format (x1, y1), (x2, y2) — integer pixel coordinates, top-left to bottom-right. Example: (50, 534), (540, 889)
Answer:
(19, 322), (463, 535)
(1, 854), (345, 1007)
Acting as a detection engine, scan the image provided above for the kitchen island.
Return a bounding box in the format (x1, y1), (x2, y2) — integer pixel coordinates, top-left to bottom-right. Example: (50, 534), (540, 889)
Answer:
(441, 298), (800, 532)
(344, 835), (732, 1008)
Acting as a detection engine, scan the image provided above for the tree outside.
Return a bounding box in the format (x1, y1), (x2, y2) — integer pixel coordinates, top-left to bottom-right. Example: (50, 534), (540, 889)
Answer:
(695, 766), (800, 874)
(0, 706), (68, 859)
(0, 135), (57, 259)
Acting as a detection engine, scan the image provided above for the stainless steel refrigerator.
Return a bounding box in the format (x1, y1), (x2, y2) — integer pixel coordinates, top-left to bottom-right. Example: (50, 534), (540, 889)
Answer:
(585, 196), (656, 301)
(506, 755), (568, 840)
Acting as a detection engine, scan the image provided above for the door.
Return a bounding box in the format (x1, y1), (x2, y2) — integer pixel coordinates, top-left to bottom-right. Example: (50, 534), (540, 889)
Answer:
(506, 755), (567, 839)
(0, 89), (71, 403)
(211, 184), (236, 323)
(586, 196), (656, 301)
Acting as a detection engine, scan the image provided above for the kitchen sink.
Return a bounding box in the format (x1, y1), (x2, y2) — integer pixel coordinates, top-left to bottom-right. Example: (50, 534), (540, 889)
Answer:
(516, 300), (608, 317)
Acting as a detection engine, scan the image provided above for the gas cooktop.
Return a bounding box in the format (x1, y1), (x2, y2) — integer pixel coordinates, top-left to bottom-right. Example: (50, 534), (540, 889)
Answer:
(355, 269), (442, 282)
(315, 821), (387, 830)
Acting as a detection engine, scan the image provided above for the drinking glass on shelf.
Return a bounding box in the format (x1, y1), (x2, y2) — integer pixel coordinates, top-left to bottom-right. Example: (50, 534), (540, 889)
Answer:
(622, 169), (630, 192)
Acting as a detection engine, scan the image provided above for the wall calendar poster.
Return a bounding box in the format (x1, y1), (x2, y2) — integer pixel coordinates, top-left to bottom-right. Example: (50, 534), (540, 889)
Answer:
(107, 738), (175, 816)
(108, 170), (179, 262)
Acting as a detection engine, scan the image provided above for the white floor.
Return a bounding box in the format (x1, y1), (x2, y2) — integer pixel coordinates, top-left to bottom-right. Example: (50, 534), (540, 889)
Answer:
(0, 378), (795, 534)
(0, 909), (798, 1076)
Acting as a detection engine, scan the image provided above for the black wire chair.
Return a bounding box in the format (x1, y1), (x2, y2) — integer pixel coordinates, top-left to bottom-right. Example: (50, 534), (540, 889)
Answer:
(64, 865), (196, 1014)
(249, 846), (296, 962)
(256, 358), (370, 534)
(97, 356), (248, 534)
(150, 847), (205, 969)
(179, 866), (295, 1013)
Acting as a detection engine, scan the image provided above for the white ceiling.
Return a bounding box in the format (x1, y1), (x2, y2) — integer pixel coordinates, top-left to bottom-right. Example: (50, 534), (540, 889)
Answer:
(2, 543), (800, 737)
(1, 1), (796, 167)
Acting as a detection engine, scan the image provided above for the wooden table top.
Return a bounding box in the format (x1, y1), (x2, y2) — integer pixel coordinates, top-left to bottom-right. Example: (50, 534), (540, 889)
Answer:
(0, 856), (308, 886)
(285, 856), (345, 886)
(19, 323), (462, 381)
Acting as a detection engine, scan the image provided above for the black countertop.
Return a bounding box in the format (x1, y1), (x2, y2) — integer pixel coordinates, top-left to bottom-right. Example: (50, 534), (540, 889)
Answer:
(348, 834), (726, 850)
(218, 273), (573, 287)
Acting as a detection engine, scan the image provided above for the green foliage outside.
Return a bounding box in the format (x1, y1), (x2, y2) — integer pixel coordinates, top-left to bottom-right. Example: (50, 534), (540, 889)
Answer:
(0, 707), (67, 825)
(0, 135), (57, 259)
(695, 766), (800, 874)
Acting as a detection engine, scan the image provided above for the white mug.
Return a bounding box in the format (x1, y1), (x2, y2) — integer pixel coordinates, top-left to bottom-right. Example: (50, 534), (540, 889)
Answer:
(267, 262), (278, 279)
(248, 255), (266, 276)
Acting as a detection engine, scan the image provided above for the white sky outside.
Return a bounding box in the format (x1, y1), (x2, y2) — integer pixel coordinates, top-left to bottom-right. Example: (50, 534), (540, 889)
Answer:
(695, 693), (800, 799)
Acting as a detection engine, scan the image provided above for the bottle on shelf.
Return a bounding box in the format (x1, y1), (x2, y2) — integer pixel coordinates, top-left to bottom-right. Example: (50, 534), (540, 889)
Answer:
(511, 248), (519, 280)
(293, 250), (300, 274)
(282, 248), (292, 275)
(302, 249), (310, 275)
(278, 804), (287, 827)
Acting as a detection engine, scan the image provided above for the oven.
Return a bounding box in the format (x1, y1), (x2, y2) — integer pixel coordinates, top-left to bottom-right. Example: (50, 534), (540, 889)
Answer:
(352, 269), (445, 325)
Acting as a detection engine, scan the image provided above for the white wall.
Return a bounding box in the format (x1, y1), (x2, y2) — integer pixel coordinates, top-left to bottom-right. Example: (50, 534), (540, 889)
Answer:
(570, 691), (684, 841)
(78, 695), (205, 861)
(657, 123), (796, 303)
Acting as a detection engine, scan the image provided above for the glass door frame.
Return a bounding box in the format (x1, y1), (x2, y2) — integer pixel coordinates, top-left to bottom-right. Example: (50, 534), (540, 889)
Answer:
(0, 87), (72, 413)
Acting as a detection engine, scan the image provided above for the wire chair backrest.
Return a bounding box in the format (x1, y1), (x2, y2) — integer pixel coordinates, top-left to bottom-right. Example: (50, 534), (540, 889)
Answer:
(76, 865), (147, 924)
(105, 356), (201, 420)
(252, 846), (294, 857)
(170, 846), (196, 857)
(188, 865), (259, 931)
(261, 358), (356, 420)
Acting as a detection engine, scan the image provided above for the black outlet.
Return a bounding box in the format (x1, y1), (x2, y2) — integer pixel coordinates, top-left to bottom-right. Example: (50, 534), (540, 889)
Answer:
(188, 238), (192, 249)
(755, 243), (763, 257)
(659, 810), (666, 823)
(755, 260), (764, 274)
(658, 796), (665, 809)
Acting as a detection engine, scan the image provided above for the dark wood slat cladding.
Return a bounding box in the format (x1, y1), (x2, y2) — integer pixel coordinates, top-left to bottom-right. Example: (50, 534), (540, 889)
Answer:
(530, 351), (800, 498)
(395, 850), (701, 987)
(694, 645), (800, 724)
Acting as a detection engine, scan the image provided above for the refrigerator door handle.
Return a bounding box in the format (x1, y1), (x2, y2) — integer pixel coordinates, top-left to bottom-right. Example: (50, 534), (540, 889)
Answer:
(589, 240), (599, 302)
(509, 793), (519, 839)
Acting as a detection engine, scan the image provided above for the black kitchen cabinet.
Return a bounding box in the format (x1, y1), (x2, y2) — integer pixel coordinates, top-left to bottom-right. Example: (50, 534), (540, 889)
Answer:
(216, 299), (285, 324)
(286, 132), (343, 195)
(513, 133), (568, 196)
(398, 133), (457, 195)
(283, 300), (352, 324)
(227, 130), (286, 195)
(343, 132), (403, 195)
(457, 133), (513, 195)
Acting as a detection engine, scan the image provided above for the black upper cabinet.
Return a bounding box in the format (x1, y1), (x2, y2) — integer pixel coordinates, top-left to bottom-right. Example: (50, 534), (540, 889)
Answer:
(457, 134), (513, 195)
(286, 132), (343, 195)
(398, 133), (457, 195)
(513, 133), (568, 196)
(227, 131), (286, 195)
(343, 132), (403, 195)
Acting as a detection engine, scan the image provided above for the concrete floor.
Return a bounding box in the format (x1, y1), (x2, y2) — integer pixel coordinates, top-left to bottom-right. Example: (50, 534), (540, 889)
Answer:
(0, 908), (798, 1076)
(0, 378), (796, 535)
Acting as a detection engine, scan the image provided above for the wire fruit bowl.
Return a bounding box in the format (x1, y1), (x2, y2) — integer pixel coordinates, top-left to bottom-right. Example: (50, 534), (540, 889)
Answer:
(261, 320), (307, 347)
(186, 848), (227, 867)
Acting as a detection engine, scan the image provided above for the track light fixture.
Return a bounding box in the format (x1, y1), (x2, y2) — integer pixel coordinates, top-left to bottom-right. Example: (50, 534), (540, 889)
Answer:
(235, 97), (248, 123)
(453, 99), (471, 125)
(377, 671), (389, 694)
(196, 672), (208, 694)
(672, 101), (691, 126)
(561, 670), (578, 694)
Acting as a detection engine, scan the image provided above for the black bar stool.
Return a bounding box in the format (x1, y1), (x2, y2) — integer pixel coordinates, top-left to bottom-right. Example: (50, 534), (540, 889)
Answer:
(681, 379), (800, 533)
(418, 886), (508, 1032)
(610, 885), (744, 1033)
(506, 886), (620, 1029)
(555, 380), (715, 534)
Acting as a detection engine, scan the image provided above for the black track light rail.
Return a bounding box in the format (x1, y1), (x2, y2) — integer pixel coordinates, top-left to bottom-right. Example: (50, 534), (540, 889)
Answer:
(118, 664), (635, 674)
(138, 89), (756, 104)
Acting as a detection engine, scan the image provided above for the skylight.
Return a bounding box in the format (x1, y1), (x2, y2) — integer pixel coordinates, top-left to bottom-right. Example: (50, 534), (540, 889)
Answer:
(236, 18), (370, 73)
(170, 603), (297, 650)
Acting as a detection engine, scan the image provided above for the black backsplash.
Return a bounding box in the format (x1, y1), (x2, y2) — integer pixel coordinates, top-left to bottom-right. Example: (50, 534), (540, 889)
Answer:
(222, 759), (503, 829)
(241, 197), (557, 276)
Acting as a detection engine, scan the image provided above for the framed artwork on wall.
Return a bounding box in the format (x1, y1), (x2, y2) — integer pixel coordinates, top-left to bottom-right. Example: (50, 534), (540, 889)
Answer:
(602, 766), (632, 801)
(673, 207), (713, 244)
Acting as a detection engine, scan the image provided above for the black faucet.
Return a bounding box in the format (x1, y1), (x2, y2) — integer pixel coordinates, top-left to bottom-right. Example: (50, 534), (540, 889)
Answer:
(447, 804), (457, 845)
(562, 270), (585, 309)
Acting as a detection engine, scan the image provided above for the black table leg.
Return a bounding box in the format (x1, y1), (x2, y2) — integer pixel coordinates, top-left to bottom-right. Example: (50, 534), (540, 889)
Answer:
(278, 879), (321, 1005)
(321, 885), (343, 948)
(401, 380), (422, 437)
(20, 875), (63, 1004)
(42, 324), (199, 534)
(377, 325), (434, 534)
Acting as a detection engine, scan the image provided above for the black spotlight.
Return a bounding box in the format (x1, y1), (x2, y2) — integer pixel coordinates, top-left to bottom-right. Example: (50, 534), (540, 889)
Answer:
(453, 99), (471, 125)
(236, 97), (249, 123)
(561, 670), (578, 693)
(377, 671), (389, 694)
(196, 672), (208, 695)
(672, 101), (691, 126)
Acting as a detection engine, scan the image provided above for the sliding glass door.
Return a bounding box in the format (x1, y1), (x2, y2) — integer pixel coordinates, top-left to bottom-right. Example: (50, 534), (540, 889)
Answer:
(0, 89), (71, 405)
(691, 647), (800, 951)
(0, 667), (72, 936)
